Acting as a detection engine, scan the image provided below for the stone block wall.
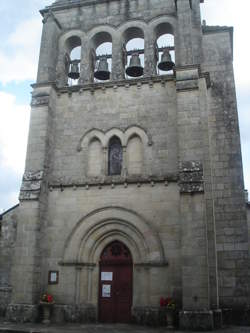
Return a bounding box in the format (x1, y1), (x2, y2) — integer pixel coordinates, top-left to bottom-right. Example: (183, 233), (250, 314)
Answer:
(202, 27), (249, 308)
(247, 203), (250, 251)
(0, 205), (18, 317)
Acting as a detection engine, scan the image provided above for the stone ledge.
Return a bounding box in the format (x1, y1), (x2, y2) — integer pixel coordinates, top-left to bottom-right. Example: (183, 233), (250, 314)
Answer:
(48, 173), (178, 191)
(32, 70), (211, 94)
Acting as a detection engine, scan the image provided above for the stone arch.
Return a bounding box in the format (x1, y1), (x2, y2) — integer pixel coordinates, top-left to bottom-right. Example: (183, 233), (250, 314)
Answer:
(118, 21), (147, 41)
(78, 129), (105, 151)
(127, 135), (143, 175)
(87, 137), (103, 177)
(62, 206), (165, 265)
(59, 30), (85, 52)
(149, 17), (176, 74)
(57, 30), (85, 86)
(104, 128), (125, 147)
(124, 126), (150, 146)
(148, 16), (177, 37)
(77, 126), (151, 151)
(87, 26), (116, 48)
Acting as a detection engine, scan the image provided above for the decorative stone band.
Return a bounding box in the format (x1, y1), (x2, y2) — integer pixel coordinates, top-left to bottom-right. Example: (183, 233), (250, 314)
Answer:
(31, 94), (50, 107)
(58, 260), (168, 268)
(179, 161), (204, 193)
(19, 171), (44, 201)
(48, 173), (178, 191)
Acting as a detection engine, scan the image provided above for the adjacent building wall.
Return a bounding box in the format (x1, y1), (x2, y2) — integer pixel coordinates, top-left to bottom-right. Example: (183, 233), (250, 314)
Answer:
(0, 205), (18, 316)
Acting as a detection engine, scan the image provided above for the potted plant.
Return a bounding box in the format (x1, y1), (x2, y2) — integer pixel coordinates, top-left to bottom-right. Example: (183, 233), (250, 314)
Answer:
(40, 293), (54, 324)
(160, 297), (176, 329)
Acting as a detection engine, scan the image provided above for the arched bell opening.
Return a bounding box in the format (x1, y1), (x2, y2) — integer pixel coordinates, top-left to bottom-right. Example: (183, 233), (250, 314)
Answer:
(154, 23), (175, 75)
(65, 36), (82, 86)
(123, 27), (144, 79)
(91, 32), (112, 82)
(99, 241), (133, 323)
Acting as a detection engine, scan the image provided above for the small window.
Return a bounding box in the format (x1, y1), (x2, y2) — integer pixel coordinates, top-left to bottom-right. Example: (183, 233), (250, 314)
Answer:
(108, 137), (123, 176)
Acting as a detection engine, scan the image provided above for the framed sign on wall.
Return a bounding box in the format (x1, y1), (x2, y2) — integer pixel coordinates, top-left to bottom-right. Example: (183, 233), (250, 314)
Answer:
(48, 271), (59, 285)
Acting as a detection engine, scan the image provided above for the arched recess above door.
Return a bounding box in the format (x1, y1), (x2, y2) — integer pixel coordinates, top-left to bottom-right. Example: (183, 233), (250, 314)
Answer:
(61, 206), (166, 266)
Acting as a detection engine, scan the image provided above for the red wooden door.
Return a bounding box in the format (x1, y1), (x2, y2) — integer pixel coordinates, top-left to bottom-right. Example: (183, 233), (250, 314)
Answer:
(99, 241), (133, 323)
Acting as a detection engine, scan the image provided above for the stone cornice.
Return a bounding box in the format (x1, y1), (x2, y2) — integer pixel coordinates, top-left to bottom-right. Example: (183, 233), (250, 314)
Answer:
(42, 0), (204, 15)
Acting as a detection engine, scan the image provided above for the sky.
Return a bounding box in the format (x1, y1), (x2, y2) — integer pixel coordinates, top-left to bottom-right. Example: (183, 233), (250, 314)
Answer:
(0, 0), (249, 212)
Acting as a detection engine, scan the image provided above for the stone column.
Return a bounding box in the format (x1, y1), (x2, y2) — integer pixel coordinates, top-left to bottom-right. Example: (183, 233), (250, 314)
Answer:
(79, 37), (93, 84)
(122, 147), (128, 177)
(111, 34), (125, 81)
(144, 28), (157, 77)
(56, 51), (68, 88)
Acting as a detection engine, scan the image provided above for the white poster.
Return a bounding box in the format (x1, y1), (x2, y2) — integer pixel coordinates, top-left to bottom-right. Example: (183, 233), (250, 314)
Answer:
(101, 272), (113, 281)
(102, 284), (111, 298)
(50, 272), (57, 282)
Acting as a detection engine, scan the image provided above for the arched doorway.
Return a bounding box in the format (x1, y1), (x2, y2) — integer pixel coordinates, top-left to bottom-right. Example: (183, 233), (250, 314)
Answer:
(99, 241), (133, 323)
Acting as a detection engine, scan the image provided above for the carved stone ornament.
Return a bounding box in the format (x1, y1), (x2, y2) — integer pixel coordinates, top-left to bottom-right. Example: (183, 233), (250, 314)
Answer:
(19, 171), (44, 201)
(23, 170), (44, 181)
(19, 191), (41, 201)
(31, 95), (50, 107)
(179, 161), (204, 193)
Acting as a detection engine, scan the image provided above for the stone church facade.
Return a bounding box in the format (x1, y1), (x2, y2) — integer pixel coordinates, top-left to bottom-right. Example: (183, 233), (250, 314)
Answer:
(0, 0), (250, 330)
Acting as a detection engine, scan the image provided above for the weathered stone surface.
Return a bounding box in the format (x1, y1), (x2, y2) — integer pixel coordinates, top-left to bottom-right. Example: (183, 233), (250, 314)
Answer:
(63, 305), (96, 323)
(179, 311), (214, 331)
(132, 307), (173, 327)
(6, 304), (38, 323)
(31, 95), (50, 107)
(0, 206), (18, 318)
(19, 170), (44, 201)
(179, 161), (204, 193)
(23, 171), (44, 181)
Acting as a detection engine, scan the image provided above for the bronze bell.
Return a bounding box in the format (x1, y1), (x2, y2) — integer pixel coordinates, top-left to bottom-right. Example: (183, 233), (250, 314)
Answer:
(126, 52), (143, 77)
(94, 56), (110, 81)
(68, 60), (80, 80)
(158, 48), (175, 71)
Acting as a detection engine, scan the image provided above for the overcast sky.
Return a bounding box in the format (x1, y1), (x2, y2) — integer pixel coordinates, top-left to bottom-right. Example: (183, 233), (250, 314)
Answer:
(0, 0), (249, 212)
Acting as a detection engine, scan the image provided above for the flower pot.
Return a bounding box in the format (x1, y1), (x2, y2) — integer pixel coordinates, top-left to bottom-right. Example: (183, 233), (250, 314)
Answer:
(166, 308), (174, 329)
(40, 301), (54, 324)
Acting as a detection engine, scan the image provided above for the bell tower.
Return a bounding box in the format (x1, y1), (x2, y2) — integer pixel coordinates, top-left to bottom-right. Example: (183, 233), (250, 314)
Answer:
(7, 0), (249, 329)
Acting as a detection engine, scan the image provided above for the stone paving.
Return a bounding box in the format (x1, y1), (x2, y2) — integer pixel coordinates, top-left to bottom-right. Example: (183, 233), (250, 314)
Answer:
(0, 323), (250, 333)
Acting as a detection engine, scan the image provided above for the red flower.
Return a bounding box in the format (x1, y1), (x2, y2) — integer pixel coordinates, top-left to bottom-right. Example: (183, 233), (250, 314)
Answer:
(47, 294), (53, 303)
(41, 293), (53, 303)
(160, 297), (167, 307)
